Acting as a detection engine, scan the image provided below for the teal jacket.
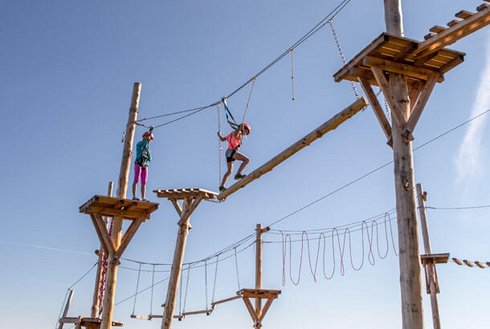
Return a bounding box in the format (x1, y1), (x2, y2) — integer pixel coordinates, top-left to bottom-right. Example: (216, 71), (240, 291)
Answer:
(135, 140), (152, 167)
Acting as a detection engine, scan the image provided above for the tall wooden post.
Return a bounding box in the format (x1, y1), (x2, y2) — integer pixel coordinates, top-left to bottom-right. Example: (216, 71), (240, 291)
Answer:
(384, 2), (424, 329)
(161, 197), (202, 329)
(100, 82), (141, 329)
(416, 183), (441, 329)
(91, 182), (114, 318)
(255, 224), (271, 328)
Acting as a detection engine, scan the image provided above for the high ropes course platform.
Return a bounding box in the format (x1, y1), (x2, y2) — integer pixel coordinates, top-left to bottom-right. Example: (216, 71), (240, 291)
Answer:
(59, 1), (489, 329)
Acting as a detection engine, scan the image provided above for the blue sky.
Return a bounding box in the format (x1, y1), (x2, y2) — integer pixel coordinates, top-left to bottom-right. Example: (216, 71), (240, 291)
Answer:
(1, 1), (489, 329)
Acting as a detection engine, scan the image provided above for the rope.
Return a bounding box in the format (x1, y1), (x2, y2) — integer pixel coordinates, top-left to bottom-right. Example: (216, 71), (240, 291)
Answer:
(204, 260), (209, 309)
(290, 49), (296, 101)
(217, 104), (223, 186)
(68, 262), (98, 290)
(211, 255), (219, 303)
(278, 213), (399, 285)
(426, 204), (490, 210)
(233, 247), (241, 290)
(131, 263), (142, 315)
(241, 78), (256, 124)
(134, 0), (353, 129)
(451, 257), (490, 269)
(328, 20), (360, 99)
(183, 264), (192, 314)
(150, 264), (155, 315)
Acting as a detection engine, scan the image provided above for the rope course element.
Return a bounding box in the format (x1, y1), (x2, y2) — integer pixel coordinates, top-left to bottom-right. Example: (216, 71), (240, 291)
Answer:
(271, 211), (399, 285)
(451, 257), (490, 269)
(426, 204), (490, 210)
(328, 20), (360, 99)
(134, 0), (353, 129)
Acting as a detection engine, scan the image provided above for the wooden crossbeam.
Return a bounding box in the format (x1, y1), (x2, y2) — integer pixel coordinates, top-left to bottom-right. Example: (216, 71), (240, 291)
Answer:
(237, 289), (281, 328)
(410, 4), (490, 59)
(420, 253), (450, 265)
(363, 56), (443, 82)
(218, 97), (367, 200)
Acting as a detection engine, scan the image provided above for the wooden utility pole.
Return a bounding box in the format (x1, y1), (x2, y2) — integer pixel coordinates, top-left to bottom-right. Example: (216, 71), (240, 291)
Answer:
(255, 224), (270, 322)
(384, 2), (424, 329)
(100, 82), (141, 329)
(160, 195), (204, 329)
(416, 183), (445, 329)
(91, 182), (114, 318)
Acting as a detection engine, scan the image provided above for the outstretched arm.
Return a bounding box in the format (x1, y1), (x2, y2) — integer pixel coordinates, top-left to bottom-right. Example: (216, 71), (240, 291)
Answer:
(217, 131), (227, 141)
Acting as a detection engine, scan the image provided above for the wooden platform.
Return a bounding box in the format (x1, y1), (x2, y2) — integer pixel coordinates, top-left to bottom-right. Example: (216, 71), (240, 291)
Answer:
(421, 253), (450, 265)
(79, 195), (158, 220)
(333, 33), (465, 86)
(59, 316), (123, 329)
(238, 289), (281, 299)
(154, 188), (218, 201)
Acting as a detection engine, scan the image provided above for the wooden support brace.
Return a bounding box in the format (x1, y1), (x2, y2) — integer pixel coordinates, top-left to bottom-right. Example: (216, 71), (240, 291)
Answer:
(363, 56), (442, 82)
(404, 74), (439, 137)
(116, 219), (144, 258)
(91, 214), (116, 256)
(371, 67), (407, 131)
(358, 77), (392, 144)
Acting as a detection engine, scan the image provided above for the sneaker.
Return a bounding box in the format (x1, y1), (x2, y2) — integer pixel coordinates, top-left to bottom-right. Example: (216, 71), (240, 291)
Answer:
(132, 197), (140, 201)
(219, 185), (227, 192)
(142, 199), (149, 202)
(234, 173), (246, 180)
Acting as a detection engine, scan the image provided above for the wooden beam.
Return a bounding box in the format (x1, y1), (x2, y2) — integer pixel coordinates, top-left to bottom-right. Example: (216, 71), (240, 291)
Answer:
(363, 56), (442, 82)
(405, 74), (438, 136)
(217, 97), (367, 200)
(258, 298), (275, 323)
(116, 219), (144, 258)
(410, 4), (490, 58)
(58, 290), (75, 329)
(161, 196), (203, 329)
(358, 77), (392, 142)
(91, 214), (115, 256)
(242, 297), (260, 324)
(170, 199), (182, 217)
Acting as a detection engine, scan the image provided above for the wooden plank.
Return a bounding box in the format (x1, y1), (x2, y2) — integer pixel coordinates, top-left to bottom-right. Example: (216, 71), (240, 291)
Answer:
(84, 206), (152, 220)
(455, 10), (473, 19)
(363, 56), (442, 82)
(447, 19), (460, 27)
(211, 295), (241, 306)
(410, 5), (490, 58)
(420, 253), (450, 265)
(429, 25), (446, 33)
(424, 33), (435, 40)
(358, 77), (392, 142)
(478, 3), (489, 11)
(334, 33), (390, 82)
(218, 98), (367, 200)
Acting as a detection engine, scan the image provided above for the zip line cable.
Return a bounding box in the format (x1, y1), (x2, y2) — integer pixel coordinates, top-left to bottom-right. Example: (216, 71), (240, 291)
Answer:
(135, 0), (353, 128)
(426, 204), (490, 210)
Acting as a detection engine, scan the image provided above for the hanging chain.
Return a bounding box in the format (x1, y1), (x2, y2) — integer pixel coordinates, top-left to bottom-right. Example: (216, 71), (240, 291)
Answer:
(328, 21), (360, 99)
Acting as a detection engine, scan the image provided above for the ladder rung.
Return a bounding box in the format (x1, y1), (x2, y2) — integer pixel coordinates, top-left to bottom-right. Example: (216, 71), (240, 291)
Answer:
(447, 19), (460, 27)
(477, 3), (489, 11)
(455, 10), (473, 19)
(429, 25), (446, 33)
